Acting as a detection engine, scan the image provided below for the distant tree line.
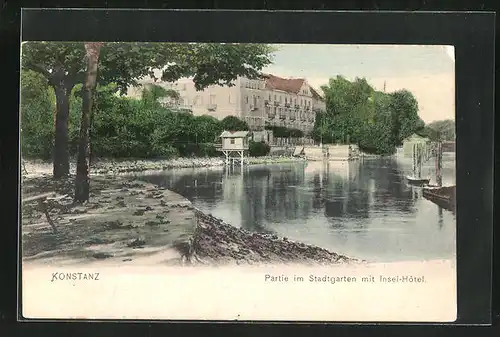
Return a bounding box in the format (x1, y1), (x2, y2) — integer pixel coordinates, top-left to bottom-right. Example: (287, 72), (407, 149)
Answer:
(416, 119), (455, 141)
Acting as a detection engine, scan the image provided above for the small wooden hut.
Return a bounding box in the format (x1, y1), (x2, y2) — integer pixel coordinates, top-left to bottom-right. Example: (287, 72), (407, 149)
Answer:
(218, 130), (252, 166)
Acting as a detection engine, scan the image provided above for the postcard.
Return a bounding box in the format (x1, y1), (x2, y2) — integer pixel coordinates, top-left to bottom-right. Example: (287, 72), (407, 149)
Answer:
(20, 42), (456, 322)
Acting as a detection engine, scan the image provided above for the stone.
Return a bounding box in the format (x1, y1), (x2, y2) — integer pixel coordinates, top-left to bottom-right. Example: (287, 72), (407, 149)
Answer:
(145, 220), (160, 227)
(127, 237), (146, 248)
(105, 220), (123, 229)
(92, 252), (113, 259)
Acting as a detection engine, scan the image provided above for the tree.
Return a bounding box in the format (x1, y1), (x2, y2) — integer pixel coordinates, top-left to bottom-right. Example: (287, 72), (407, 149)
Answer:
(318, 76), (375, 144)
(74, 42), (104, 203)
(21, 42), (275, 178)
(314, 76), (424, 155)
(193, 115), (223, 143)
(21, 42), (85, 177)
(220, 116), (249, 131)
(387, 89), (423, 145)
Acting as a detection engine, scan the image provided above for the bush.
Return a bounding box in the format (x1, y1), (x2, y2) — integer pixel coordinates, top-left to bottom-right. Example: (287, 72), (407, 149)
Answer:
(249, 141), (270, 157)
(21, 101), (54, 159)
(265, 125), (304, 138)
(20, 70), (55, 160)
(19, 73), (252, 160)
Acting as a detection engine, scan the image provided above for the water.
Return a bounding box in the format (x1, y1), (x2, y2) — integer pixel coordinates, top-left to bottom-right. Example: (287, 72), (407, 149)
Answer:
(135, 155), (456, 263)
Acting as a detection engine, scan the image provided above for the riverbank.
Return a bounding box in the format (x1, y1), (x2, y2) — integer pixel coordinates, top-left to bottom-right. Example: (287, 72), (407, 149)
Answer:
(22, 175), (197, 266)
(23, 156), (306, 177)
(22, 173), (357, 267)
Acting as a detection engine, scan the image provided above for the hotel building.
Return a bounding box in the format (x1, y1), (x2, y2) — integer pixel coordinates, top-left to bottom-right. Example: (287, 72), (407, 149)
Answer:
(127, 74), (326, 134)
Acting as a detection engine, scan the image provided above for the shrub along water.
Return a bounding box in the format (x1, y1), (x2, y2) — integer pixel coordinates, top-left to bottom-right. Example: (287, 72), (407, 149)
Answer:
(21, 79), (275, 161)
(249, 141), (271, 157)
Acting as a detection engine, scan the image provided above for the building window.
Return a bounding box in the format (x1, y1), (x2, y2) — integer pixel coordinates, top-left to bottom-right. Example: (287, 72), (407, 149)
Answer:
(274, 95), (277, 101)
(230, 139), (235, 144)
(269, 94), (271, 101)
(210, 95), (216, 105)
(246, 96), (249, 104)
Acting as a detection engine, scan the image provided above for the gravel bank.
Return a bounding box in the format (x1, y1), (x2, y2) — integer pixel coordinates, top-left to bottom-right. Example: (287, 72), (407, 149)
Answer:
(23, 156), (306, 177)
(190, 210), (359, 266)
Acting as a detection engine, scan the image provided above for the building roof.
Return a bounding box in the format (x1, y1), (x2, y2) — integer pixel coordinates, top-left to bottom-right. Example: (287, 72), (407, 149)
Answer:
(310, 86), (324, 101)
(263, 74), (306, 94)
(219, 131), (251, 138)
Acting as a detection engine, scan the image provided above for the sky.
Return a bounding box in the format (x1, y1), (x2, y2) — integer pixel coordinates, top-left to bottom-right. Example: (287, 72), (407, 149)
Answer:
(262, 44), (455, 123)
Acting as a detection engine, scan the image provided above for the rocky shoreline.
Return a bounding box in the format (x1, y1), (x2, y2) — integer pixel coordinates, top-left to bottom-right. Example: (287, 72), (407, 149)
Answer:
(21, 166), (358, 267)
(23, 156), (306, 177)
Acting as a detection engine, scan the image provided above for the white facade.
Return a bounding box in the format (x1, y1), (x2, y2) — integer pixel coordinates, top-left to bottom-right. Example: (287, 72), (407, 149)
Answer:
(127, 74), (326, 135)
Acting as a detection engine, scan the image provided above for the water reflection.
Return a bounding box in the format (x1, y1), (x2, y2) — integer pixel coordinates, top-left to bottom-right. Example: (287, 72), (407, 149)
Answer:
(137, 157), (456, 263)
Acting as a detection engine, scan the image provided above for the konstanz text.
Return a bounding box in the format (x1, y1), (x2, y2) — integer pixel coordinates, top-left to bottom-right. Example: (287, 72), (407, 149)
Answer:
(51, 272), (100, 282)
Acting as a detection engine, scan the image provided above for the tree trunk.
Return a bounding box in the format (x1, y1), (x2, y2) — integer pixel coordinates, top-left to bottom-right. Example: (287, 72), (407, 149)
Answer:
(53, 86), (72, 179)
(74, 42), (103, 203)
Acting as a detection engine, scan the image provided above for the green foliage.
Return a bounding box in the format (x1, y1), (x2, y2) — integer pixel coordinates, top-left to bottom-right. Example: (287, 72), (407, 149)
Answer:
(141, 84), (169, 106)
(314, 76), (425, 155)
(387, 89), (424, 145)
(220, 116), (249, 131)
(20, 84), (243, 160)
(22, 42), (275, 93)
(160, 43), (277, 90)
(264, 125), (304, 138)
(20, 70), (55, 159)
(249, 141), (271, 157)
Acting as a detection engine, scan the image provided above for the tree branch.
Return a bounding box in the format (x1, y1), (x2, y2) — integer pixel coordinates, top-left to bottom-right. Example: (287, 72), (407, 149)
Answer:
(23, 61), (51, 78)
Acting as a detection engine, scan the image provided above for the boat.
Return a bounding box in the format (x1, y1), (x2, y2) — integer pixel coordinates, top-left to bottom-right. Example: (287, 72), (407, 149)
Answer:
(422, 185), (456, 212)
(406, 176), (431, 186)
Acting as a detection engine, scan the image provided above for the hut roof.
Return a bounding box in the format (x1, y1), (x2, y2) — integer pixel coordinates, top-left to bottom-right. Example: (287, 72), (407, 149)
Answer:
(219, 130), (251, 138)
(404, 133), (430, 142)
